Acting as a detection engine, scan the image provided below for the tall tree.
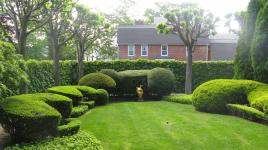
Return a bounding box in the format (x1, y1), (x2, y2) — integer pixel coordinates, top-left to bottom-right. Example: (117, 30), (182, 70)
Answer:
(157, 3), (218, 94)
(45, 0), (75, 85)
(73, 5), (111, 80)
(234, 0), (262, 79)
(250, 1), (268, 83)
(0, 0), (50, 57)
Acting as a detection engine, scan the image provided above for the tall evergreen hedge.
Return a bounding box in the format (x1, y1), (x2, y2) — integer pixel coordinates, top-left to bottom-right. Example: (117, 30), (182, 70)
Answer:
(25, 59), (233, 93)
(251, 2), (268, 83)
(234, 0), (261, 79)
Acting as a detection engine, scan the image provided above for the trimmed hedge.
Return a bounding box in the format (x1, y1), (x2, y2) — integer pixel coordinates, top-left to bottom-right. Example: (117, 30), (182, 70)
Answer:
(72, 85), (97, 101)
(32, 93), (73, 118)
(148, 68), (176, 96)
(192, 79), (262, 114)
(80, 101), (95, 109)
(163, 94), (192, 105)
(26, 60), (234, 93)
(0, 95), (61, 142)
(226, 104), (268, 122)
(58, 118), (81, 136)
(78, 73), (116, 93)
(47, 86), (83, 106)
(5, 131), (103, 150)
(70, 105), (88, 118)
(95, 89), (109, 105)
(247, 85), (268, 114)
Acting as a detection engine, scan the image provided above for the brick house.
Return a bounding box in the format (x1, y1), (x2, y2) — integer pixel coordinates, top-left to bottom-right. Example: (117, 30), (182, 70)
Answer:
(117, 25), (238, 61)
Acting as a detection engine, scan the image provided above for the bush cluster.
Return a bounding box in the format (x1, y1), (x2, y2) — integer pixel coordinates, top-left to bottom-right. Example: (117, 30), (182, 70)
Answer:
(0, 95), (61, 142)
(80, 101), (95, 109)
(163, 94), (192, 105)
(95, 89), (109, 105)
(26, 60), (233, 93)
(5, 131), (102, 150)
(70, 105), (89, 118)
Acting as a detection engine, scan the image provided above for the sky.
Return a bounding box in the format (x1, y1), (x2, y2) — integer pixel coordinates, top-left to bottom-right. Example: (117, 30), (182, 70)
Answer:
(78, 0), (250, 33)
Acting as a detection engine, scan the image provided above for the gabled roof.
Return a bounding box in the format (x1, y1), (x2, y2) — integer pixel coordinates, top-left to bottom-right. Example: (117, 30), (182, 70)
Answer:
(117, 25), (210, 45)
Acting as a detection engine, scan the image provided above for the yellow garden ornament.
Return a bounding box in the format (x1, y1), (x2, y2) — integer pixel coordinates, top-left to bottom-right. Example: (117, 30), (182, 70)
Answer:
(136, 85), (144, 101)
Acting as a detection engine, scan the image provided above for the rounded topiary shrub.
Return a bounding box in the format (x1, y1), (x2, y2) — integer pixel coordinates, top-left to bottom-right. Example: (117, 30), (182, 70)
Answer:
(100, 69), (120, 84)
(78, 73), (116, 92)
(47, 86), (83, 106)
(0, 95), (61, 142)
(147, 68), (176, 96)
(192, 79), (262, 114)
(33, 93), (73, 118)
(71, 86), (97, 101)
(95, 89), (109, 105)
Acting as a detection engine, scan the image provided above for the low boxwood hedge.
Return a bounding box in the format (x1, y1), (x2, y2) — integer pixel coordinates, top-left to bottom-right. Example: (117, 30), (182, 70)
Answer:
(5, 131), (102, 150)
(247, 85), (268, 114)
(58, 118), (81, 136)
(47, 86), (83, 106)
(226, 104), (268, 122)
(70, 105), (88, 118)
(163, 94), (192, 105)
(71, 86), (97, 101)
(32, 93), (73, 118)
(80, 101), (95, 109)
(78, 73), (116, 93)
(0, 95), (61, 142)
(95, 89), (109, 105)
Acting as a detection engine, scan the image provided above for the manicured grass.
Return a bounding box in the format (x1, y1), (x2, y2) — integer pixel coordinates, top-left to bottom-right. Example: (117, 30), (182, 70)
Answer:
(79, 101), (268, 150)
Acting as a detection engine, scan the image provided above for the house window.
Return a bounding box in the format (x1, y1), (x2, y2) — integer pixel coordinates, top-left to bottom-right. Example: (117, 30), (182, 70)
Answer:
(161, 45), (168, 56)
(128, 45), (135, 56)
(141, 45), (148, 56)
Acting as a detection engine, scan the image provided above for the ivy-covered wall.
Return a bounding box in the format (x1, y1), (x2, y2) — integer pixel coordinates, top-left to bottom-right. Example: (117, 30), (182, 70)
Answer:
(26, 59), (234, 93)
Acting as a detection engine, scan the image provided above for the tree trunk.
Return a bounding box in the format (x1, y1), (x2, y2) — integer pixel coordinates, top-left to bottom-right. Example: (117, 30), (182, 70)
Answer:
(18, 28), (28, 94)
(77, 44), (85, 81)
(185, 46), (193, 94)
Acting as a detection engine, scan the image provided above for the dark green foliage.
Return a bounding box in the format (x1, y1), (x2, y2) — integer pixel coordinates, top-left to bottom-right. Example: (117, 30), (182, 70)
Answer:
(80, 101), (95, 109)
(163, 94), (192, 104)
(148, 68), (175, 96)
(5, 131), (102, 150)
(117, 70), (149, 95)
(78, 73), (116, 93)
(192, 79), (262, 114)
(71, 86), (97, 101)
(47, 86), (83, 106)
(234, 0), (261, 79)
(0, 41), (28, 93)
(226, 104), (268, 122)
(58, 118), (81, 136)
(32, 93), (73, 118)
(251, 2), (268, 83)
(95, 89), (109, 105)
(70, 105), (88, 118)
(26, 60), (233, 93)
(0, 95), (61, 142)
(0, 84), (13, 99)
(100, 69), (120, 84)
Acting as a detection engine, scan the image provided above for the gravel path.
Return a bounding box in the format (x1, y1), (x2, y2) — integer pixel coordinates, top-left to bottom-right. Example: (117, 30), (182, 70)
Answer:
(0, 126), (10, 149)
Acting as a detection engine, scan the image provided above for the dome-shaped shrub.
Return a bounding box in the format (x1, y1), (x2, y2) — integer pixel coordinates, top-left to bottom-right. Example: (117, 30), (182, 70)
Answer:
(148, 68), (176, 96)
(78, 73), (116, 92)
(0, 95), (61, 142)
(192, 79), (262, 114)
(100, 69), (120, 84)
(71, 86), (97, 101)
(47, 86), (83, 106)
(95, 89), (109, 105)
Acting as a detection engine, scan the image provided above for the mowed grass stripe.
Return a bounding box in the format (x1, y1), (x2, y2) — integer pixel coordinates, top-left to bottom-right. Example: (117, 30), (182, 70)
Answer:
(79, 101), (268, 150)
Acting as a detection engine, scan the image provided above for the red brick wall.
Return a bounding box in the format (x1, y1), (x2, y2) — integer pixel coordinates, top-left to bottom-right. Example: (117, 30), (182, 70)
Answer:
(119, 44), (210, 61)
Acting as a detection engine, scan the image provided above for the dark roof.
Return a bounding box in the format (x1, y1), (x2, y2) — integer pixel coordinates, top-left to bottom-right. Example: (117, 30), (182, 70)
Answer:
(117, 25), (210, 45)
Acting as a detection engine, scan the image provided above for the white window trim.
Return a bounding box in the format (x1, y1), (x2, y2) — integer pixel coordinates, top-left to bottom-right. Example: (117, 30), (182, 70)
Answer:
(128, 44), (135, 56)
(141, 45), (148, 56)
(161, 45), (168, 56)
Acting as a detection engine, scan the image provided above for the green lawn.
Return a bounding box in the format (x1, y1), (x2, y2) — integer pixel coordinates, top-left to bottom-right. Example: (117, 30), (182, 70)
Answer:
(79, 101), (268, 150)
